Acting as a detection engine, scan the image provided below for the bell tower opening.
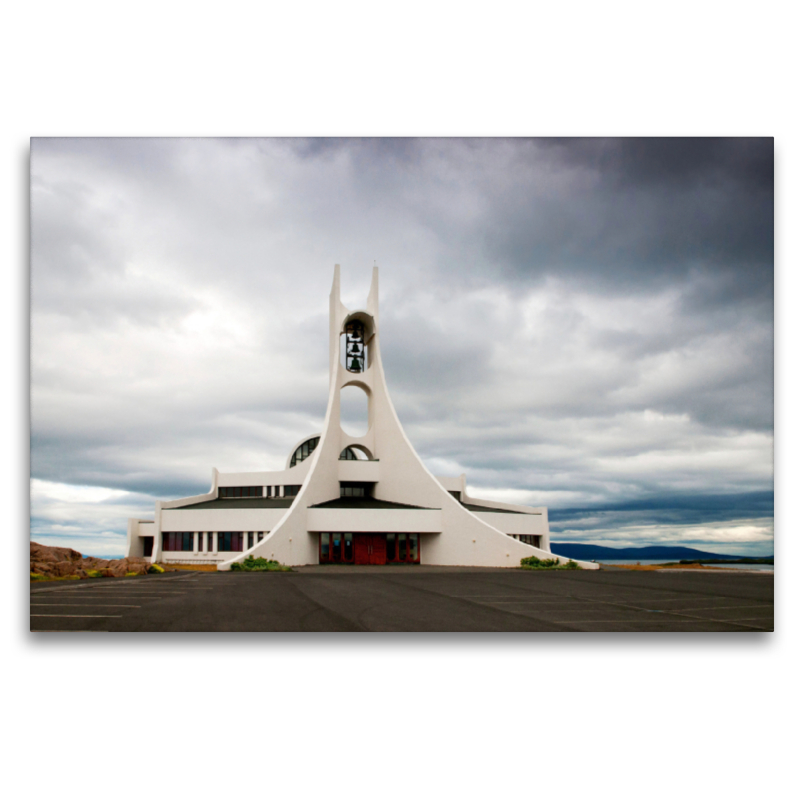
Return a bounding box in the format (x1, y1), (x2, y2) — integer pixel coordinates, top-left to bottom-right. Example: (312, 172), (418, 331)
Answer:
(339, 313), (374, 373)
(340, 384), (369, 437)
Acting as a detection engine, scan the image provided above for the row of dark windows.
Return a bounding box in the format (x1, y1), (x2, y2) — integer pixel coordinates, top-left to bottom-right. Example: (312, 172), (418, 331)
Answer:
(513, 535), (542, 548)
(290, 437), (320, 468)
(219, 486), (263, 498)
(291, 440), (371, 468)
(218, 485), (302, 498)
(340, 482), (372, 498)
(162, 532), (195, 552)
(162, 532), (265, 552)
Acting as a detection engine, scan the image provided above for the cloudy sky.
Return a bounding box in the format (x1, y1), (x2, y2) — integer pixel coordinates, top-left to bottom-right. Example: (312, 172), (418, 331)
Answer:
(30, 137), (773, 556)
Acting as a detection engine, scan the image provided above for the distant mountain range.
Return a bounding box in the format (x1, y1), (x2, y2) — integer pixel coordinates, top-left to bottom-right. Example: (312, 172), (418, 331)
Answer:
(549, 543), (773, 561)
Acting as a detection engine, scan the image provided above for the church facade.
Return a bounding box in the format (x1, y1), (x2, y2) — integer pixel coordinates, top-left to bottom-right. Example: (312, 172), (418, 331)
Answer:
(126, 266), (596, 570)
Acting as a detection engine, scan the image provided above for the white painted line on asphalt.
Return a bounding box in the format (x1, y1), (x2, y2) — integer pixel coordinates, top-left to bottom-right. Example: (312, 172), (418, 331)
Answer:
(672, 604), (773, 613)
(31, 589), (186, 597)
(32, 589), (173, 597)
(31, 604), (141, 608)
(454, 593), (624, 600)
(31, 614), (123, 618)
(655, 569), (773, 575)
(481, 598), (588, 604)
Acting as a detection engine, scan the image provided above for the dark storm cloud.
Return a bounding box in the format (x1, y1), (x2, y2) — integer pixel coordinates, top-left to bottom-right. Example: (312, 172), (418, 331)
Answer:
(30, 137), (773, 556)
(549, 490), (774, 526)
(482, 137), (773, 293)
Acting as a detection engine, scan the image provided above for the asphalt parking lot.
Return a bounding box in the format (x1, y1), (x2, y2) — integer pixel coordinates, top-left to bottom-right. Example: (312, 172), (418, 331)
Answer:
(29, 565), (774, 633)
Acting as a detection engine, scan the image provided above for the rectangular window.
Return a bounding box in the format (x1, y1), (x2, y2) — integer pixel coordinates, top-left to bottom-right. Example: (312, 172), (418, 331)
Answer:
(162, 532), (193, 552)
(386, 533), (396, 561)
(408, 534), (419, 562)
(219, 486), (264, 499)
(284, 485), (301, 497)
(257, 532), (264, 542)
(320, 533), (330, 560)
(398, 534), (407, 561)
(340, 482), (370, 498)
(218, 532), (244, 552)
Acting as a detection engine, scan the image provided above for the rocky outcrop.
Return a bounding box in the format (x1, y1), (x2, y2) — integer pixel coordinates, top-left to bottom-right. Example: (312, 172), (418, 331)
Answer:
(30, 542), (154, 579)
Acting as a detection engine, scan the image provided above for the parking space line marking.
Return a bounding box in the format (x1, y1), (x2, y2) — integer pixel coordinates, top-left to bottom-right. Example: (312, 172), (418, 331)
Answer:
(31, 594), (164, 600)
(31, 604), (141, 608)
(31, 589), (186, 597)
(30, 614), (123, 618)
(666, 604), (773, 613)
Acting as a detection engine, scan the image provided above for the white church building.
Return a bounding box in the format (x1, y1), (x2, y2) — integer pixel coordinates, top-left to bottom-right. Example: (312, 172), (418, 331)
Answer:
(126, 266), (596, 570)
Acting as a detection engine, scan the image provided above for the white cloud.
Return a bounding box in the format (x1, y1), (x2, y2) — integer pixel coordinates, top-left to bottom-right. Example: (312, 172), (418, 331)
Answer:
(31, 479), (129, 504)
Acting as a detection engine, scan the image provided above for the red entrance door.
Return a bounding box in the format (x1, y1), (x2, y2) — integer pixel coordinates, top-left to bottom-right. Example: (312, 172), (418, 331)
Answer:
(354, 534), (386, 565)
(354, 534), (370, 564)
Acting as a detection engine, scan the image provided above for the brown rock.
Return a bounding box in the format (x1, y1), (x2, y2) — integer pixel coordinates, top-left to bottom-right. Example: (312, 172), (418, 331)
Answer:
(30, 542), (83, 562)
(30, 542), (83, 563)
(52, 561), (79, 577)
(30, 541), (156, 580)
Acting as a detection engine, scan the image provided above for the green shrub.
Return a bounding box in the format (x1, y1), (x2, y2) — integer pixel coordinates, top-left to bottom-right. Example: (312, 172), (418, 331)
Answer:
(520, 555), (581, 570)
(230, 555), (291, 572)
(86, 569), (103, 578)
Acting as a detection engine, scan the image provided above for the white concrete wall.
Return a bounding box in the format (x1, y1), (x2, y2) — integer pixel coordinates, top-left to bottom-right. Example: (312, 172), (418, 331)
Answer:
(307, 508), (442, 533)
(337, 459), (380, 482)
(161, 507), (287, 532)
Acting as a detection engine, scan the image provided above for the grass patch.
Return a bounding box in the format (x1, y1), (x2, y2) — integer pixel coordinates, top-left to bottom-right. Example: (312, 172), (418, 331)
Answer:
(230, 556), (292, 572)
(520, 556), (580, 570)
(30, 573), (81, 581)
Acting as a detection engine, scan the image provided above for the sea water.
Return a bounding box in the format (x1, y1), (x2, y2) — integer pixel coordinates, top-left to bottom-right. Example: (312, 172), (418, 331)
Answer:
(591, 559), (773, 572)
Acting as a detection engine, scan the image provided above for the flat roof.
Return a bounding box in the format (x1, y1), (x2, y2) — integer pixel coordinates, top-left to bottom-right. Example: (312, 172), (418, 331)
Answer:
(168, 496), (524, 514)
(309, 497), (435, 510)
(169, 497), (296, 510)
(461, 502), (525, 515)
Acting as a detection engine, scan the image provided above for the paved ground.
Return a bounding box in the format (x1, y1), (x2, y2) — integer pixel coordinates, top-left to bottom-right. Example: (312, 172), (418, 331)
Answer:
(29, 565), (774, 632)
